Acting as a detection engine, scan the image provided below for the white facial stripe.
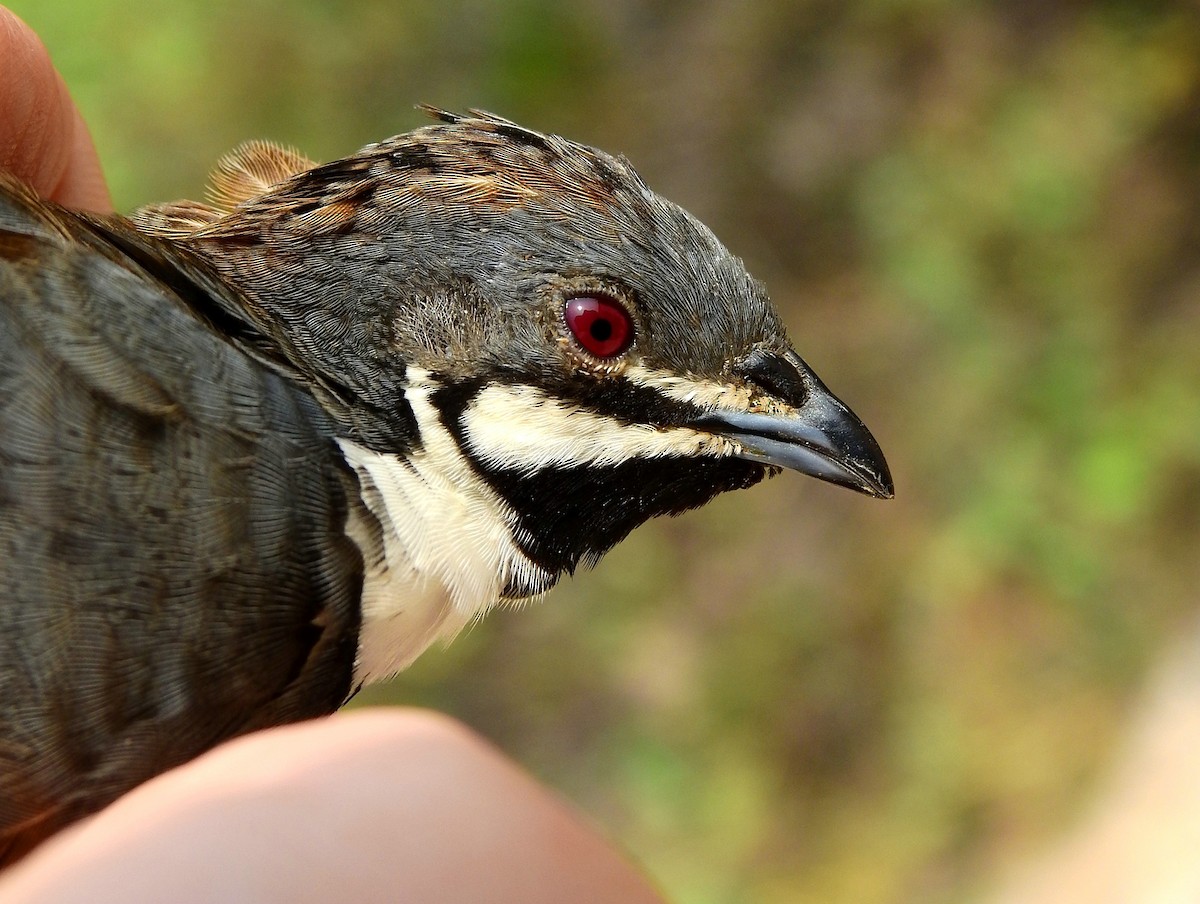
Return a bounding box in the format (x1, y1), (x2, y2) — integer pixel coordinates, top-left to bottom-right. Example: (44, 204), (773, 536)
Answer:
(623, 363), (753, 409)
(340, 369), (550, 686)
(624, 363), (797, 416)
(460, 383), (738, 474)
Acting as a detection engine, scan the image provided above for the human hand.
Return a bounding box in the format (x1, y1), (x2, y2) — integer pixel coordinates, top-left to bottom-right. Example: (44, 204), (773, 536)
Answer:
(0, 711), (666, 904)
(0, 5), (110, 212)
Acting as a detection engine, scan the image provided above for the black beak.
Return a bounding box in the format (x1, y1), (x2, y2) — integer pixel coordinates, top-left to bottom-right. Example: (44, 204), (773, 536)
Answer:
(690, 349), (894, 499)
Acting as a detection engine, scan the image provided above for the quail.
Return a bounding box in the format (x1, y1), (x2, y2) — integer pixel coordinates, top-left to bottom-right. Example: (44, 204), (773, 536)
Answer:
(0, 108), (892, 865)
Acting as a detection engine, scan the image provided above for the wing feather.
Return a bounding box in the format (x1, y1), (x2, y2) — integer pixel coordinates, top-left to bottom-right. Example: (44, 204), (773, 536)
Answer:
(0, 175), (363, 865)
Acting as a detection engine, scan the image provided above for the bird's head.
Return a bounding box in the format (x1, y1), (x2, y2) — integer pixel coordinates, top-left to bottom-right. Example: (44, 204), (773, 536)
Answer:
(135, 109), (892, 587)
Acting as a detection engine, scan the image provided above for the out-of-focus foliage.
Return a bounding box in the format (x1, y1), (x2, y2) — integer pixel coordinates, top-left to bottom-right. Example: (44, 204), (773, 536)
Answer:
(9, 1), (1200, 901)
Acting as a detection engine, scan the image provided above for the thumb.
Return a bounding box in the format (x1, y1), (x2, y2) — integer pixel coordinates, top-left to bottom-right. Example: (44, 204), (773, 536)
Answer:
(0, 7), (111, 213)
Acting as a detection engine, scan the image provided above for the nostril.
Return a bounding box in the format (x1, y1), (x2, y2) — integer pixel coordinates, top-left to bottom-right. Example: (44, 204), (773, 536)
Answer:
(734, 349), (809, 406)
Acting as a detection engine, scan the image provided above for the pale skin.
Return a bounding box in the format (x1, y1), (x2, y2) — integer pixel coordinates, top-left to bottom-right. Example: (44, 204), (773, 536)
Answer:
(0, 8), (666, 902)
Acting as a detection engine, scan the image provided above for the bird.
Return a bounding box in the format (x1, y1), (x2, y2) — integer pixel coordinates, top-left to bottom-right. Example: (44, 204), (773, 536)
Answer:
(0, 108), (892, 866)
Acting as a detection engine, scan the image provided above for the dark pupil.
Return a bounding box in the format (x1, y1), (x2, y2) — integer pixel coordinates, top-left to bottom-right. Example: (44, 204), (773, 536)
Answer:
(590, 319), (614, 342)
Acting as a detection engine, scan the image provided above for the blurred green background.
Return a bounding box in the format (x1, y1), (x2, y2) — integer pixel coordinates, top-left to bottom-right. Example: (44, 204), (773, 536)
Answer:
(9, 1), (1200, 901)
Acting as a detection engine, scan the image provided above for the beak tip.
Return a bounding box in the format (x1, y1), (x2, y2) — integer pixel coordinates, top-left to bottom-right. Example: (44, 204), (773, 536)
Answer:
(857, 446), (895, 500)
(842, 461), (894, 500)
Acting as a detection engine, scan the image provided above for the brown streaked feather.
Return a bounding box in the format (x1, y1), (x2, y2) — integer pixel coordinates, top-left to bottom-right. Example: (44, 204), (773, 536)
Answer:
(130, 199), (224, 240)
(132, 111), (657, 251)
(208, 140), (316, 211)
(132, 142), (317, 240)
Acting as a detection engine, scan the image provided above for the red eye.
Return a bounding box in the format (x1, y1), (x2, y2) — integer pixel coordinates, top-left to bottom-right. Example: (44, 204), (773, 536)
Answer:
(563, 295), (634, 359)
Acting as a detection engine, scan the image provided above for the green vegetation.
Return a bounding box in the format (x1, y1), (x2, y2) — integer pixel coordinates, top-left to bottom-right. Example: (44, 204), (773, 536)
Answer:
(11, 2), (1200, 900)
